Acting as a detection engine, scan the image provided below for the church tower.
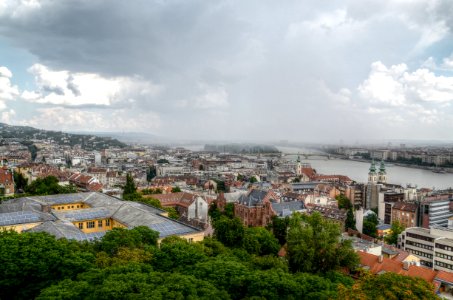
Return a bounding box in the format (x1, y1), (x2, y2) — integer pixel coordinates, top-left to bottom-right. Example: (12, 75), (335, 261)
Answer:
(378, 160), (387, 183)
(368, 160), (377, 183)
(296, 155), (302, 176)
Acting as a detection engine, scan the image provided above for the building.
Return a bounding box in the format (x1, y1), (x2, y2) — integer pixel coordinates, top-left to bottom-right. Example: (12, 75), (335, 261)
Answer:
(0, 166), (14, 196)
(306, 204), (347, 231)
(365, 161), (380, 210)
(234, 189), (279, 227)
(150, 192), (210, 223)
(0, 192), (204, 242)
(419, 195), (453, 228)
(399, 226), (453, 271)
(391, 201), (418, 228)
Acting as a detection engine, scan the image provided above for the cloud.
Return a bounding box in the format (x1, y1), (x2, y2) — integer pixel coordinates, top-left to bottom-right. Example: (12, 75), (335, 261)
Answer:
(359, 61), (453, 106)
(0, 66), (19, 110)
(1, 1), (453, 140)
(20, 107), (161, 132)
(21, 63), (162, 107)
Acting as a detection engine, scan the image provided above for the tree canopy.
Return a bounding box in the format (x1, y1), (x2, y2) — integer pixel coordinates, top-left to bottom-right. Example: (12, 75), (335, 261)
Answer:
(25, 176), (77, 195)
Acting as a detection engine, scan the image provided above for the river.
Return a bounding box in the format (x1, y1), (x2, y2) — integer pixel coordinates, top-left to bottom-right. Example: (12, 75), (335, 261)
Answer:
(277, 146), (453, 190)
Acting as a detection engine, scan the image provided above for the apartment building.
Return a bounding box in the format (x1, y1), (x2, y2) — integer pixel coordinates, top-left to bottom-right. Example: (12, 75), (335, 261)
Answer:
(399, 226), (453, 272)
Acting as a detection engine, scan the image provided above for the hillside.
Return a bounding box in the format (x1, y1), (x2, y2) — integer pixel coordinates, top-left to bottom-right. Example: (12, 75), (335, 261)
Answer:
(0, 123), (126, 151)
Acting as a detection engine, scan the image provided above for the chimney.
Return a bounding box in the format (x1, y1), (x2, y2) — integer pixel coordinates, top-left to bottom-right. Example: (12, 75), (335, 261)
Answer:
(42, 205), (51, 213)
(403, 261), (410, 270)
(378, 255), (383, 263)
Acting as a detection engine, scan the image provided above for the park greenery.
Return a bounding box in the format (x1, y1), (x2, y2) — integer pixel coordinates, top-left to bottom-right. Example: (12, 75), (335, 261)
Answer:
(363, 213), (379, 238)
(0, 207), (437, 299)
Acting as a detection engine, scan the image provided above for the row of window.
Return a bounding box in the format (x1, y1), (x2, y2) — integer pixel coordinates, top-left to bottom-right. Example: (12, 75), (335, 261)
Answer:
(406, 232), (434, 242)
(408, 248), (433, 259)
(78, 219), (110, 229)
(435, 243), (453, 252)
(406, 240), (433, 251)
(435, 261), (453, 270)
(435, 252), (453, 261)
(56, 204), (83, 210)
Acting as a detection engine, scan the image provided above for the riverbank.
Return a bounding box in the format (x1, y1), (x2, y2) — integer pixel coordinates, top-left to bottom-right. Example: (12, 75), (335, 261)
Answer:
(339, 157), (453, 174)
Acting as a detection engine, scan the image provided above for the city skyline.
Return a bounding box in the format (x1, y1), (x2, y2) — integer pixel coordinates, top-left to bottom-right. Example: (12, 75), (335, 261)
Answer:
(1, 0), (453, 141)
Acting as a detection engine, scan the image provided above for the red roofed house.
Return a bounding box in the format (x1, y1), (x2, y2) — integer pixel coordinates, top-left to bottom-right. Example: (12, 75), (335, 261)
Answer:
(150, 192), (211, 223)
(0, 167), (14, 196)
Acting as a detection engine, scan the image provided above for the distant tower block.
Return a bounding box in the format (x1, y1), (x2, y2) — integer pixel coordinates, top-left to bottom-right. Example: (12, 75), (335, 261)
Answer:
(378, 160), (387, 183)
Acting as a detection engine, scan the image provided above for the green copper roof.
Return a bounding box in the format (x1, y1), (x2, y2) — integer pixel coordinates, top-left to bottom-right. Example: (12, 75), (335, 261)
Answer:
(369, 160), (376, 173)
(379, 160), (386, 173)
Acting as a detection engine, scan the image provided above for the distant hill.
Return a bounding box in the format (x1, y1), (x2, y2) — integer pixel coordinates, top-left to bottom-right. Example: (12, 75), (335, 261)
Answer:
(205, 143), (280, 153)
(70, 131), (160, 144)
(0, 123), (126, 151)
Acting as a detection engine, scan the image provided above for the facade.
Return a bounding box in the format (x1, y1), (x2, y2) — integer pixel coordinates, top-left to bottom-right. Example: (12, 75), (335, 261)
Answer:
(150, 192), (210, 222)
(0, 192), (204, 242)
(399, 226), (453, 271)
(420, 195), (453, 228)
(391, 201), (418, 228)
(0, 166), (14, 196)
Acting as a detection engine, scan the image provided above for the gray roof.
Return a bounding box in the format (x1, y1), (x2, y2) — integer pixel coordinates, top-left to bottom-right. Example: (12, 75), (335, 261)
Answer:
(0, 192), (201, 240)
(0, 210), (54, 226)
(271, 201), (305, 217)
(28, 221), (106, 241)
(238, 189), (269, 207)
(54, 207), (112, 222)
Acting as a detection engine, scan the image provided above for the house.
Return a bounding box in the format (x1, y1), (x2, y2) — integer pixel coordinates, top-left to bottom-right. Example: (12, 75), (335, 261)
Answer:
(150, 192), (211, 223)
(306, 203), (347, 231)
(0, 166), (14, 196)
(391, 201), (418, 228)
(0, 192), (204, 242)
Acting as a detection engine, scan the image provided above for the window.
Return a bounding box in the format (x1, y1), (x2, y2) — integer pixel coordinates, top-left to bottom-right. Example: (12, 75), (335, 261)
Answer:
(105, 219), (110, 226)
(98, 220), (103, 227)
(78, 223), (83, 229)
(87, 221), (95, 228)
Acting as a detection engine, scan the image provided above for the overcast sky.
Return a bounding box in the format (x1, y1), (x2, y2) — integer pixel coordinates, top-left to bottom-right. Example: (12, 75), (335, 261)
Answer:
(1, 0), (453, 142)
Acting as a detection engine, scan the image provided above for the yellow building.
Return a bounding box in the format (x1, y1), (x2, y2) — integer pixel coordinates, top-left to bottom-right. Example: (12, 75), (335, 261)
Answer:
(0, 192), (204, 242)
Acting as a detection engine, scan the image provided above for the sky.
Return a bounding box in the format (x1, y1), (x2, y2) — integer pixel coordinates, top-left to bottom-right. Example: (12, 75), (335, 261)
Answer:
(1, 0), (453, 142)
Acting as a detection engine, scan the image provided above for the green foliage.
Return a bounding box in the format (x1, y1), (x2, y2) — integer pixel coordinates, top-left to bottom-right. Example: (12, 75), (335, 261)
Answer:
(286, 212), (359, 273)
(249, 176), (258, 183)
(0, 231), (95, 300)
(95, 226), (159, 255)
(122, 173), (137, 199)
(336, 194), (352, 210)
(13, 171), (28, 191)
(384, 221), (405, 245)
(268, 215), (290, 245)
(213, 216), (245, 247)
(141, 188), (162, 195)
(243, 227), (280, 256)
(25, 176), (77, 195)
(338, 272), (438, 299)
(152, 236), (208, 272)
(138, 197), (162, 208)
(346, 209), (356, 230)
(157, 158), (169, 164)
(163, 206), (179, 219)
(224, 203), (235, 218)
(171, 186), (181, 193)
(146, 166), (156, 182)
(363, 213), (379, 238)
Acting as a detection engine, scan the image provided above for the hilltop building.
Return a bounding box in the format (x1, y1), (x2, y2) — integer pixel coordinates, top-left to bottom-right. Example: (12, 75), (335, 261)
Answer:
(0, 192), (204, 242)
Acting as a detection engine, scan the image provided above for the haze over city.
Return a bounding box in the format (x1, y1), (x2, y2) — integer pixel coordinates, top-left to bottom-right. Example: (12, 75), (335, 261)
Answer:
(1, 0), (453, 142)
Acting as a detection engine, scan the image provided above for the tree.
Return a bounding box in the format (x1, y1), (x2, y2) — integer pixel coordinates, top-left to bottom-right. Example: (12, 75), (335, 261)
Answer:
(286, 212), (359, 273)
(0, 231), (95, 300)
(157, 158), (169, 164)
(338, 272), (438, 300)
(122, 173), (137, 199)
(146, 166), (156, 182)
(171, 186), (181, 193)
(363, 213), (379, 238)
(346, 209), (357, 230)
(25, 176), (77, 195)
(95, 226), (159, 255)
(336, 194), (352, 210)
(242, 227), (280, 256)
(213, 216), (245, 248)
(13, 171), (28, 191)
(384, 221), (405, 245)
(268, 216), (290, 245)
(249, 176), (258, 183)
(163, 206), (179, 219)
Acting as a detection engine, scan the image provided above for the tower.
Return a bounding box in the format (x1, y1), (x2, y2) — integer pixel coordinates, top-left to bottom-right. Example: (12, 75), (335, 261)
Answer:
(296, 155), (302, 176)
(378, 160), (387, 183)
(368, 160), (377, 183)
